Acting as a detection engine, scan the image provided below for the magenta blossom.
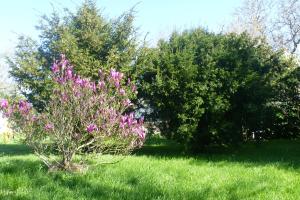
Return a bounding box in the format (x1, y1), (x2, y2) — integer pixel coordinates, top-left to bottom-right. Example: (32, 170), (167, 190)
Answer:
(131, 85), (137, 93)
(119, 88), (126, 95)
(127, 78), (131, 85)
(75, 76), (83, 85)
(127, 113), (137, 126)
(133, 126), (146, 139)
(4, 107), (14, 117)
(74, 91), (81, 97)
(57, 77), (66, 84)
(87, 124), (98, 133)
(0, 99), (8, 109)
(119, 115), (127, 129)
(66, 67), (73, 79)
(123, 99), (133, 107)
(61, 93), (69, 102)
(45, 123), (54, 131)
(110, 69), (119, 79)
(60, 55), (68, 70)
(110, 69), (123, 88)
(51, 63), (59, 73)
(90, 82), (97, 92)
(81, 79), (89, 88)
(114, 80), (120, 88)
(0, 54), (146, 169)
(18, 100), (31, 114)
(31, 115), (38, 122)
(98, 81), (105, 89)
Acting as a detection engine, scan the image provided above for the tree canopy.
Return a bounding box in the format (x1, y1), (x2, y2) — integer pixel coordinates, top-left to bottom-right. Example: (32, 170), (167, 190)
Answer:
(6, 1), (299, 151)
(8, 0), (139, 111)
(138, 29), (300, 150)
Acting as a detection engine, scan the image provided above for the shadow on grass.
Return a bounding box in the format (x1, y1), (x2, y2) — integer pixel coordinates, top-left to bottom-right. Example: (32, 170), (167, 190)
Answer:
(1, 137), (300, 170)
(1, 138), (299, 199)
(0, 143), (32, 156)
(135, 137), (300, 170)
(0, 158), (209, 200)
(0, 159), (45, 175)
(134, 137), (186, 158)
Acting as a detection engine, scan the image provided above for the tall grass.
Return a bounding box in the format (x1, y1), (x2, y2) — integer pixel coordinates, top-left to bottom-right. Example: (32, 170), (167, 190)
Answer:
(0, 138), (300, 199)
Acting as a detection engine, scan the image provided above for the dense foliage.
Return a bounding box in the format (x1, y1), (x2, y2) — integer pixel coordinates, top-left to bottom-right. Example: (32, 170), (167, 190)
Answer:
(1, 55), (145, 171)
(138, 29), (299, 150)
(5, 1), (299, 152)
(8, 0), (139, 111)
(270, 65), (300, 138)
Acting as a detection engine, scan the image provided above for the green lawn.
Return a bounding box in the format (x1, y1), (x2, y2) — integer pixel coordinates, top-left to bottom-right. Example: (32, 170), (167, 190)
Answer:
(1, 138), (300, 200)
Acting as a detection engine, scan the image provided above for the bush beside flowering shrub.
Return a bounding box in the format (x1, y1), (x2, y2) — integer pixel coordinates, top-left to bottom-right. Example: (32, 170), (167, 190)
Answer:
(0, 55), (145, 171)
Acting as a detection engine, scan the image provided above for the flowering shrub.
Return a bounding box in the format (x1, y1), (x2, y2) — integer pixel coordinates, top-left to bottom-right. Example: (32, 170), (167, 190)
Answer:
(0, 55), (145, 171)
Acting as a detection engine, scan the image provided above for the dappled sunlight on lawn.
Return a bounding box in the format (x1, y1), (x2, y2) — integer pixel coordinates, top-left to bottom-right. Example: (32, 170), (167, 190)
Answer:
(0, 138), (300, 200)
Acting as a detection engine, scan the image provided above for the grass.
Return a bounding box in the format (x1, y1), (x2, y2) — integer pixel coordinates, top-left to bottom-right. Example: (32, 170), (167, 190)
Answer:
(0, 138), (300, 200)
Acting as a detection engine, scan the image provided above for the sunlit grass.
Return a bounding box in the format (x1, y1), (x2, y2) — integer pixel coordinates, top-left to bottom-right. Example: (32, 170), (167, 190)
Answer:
(0, 138), (300, 199)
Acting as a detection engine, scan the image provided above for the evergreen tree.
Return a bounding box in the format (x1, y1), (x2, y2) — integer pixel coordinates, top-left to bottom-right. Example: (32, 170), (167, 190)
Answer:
(8, 0), (138, 111)
(138, 29), (299, 149)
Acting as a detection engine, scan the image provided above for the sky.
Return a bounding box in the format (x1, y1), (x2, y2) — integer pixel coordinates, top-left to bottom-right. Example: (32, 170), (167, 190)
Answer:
(0, 0), (243, 83)
(0, 0), (243, 56)
(0, 0), (243, 127)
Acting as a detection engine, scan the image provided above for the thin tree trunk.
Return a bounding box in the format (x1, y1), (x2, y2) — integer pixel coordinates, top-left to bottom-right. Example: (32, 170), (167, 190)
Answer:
(62, 151), (75, 170)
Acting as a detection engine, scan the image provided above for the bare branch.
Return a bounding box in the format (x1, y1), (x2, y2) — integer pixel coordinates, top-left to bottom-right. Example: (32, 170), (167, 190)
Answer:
(230, 0), (300, 55)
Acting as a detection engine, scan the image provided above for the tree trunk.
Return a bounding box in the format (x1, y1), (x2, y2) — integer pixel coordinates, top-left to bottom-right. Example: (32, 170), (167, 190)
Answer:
(62, 151), (74, 170)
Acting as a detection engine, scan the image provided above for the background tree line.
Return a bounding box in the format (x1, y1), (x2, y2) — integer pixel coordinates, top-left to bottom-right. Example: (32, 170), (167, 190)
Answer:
(6, 0), (300, 151)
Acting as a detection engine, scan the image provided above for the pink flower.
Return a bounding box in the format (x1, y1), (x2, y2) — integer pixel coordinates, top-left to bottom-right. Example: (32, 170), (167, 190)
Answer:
(121, 115), (127, 123)
(60, 55), (68, 70)
(90, 82), (97, 92)
(123, 99), (133, 107)
(114, 80), (120, 88)
(127, 78), (131, 85)
(45, 123), (54, 131)
(51, 63), (59, 73)
(0, 99), (8, 109)
(138, 129), (146, 139)
(86, 124), (98, 133)
(18, 100), (31, 114)
(60, 54), (66, 60)
(119, 122), (126, 129)
(139, 116), (144, 124)
(110, 69), (118, 79)
(98, 81), (105, 89)
(110, 69), (123, 88)
(61, 93), (68, 102)
(119, 115), (128, 129)
(119, 89), (126, 96)
(4, 106), (14, 117)
(81, 79), (89, 88)
(31, 115), (38, 122)
(66, 67), (73, 79)
(124, 113), (136, 126)
(75, 76), (83, 85)
(74, 91), (81, 97)
(133, 127), (145, 139)
(57, 77), (66, 84)
(131, 85), (137, 92)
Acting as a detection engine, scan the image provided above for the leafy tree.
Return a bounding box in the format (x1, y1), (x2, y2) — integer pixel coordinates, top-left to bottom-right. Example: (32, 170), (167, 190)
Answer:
(8, 0), (139, 111)
(138, 28), (299, 150)
(270, 64), (300, 138)
(1, 55), (145, 171)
